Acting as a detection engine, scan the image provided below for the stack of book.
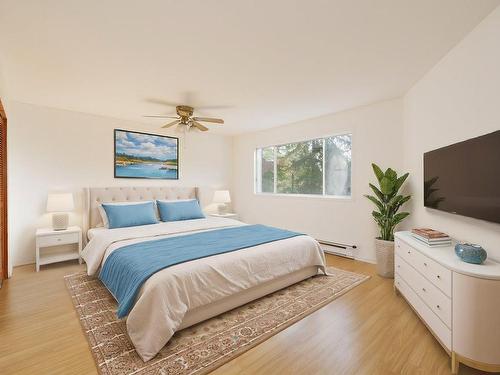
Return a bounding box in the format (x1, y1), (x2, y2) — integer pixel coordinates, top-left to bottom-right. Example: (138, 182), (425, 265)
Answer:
(411, 228), (452, 247)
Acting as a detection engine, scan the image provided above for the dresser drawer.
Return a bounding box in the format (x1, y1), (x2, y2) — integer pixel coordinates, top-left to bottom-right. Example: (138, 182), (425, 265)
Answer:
(395, 238), (420, 268)
(414, 253), (452, 297)
(396, 238), (452, 297)
(396, 255), (451, 328)
(37, 232), (79, 247)
(395, 273), (451, 351)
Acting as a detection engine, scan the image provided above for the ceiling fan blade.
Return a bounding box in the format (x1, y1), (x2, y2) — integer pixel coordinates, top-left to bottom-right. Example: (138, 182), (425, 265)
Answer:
(144, 115), (179, 119)
(192, 117), (224, 124)
(192, 121), (209, 131)
(162, 120), (180, 128)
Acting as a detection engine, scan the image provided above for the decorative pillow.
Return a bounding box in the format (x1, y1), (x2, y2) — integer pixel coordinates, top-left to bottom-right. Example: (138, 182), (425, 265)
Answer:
(101, 201), (158, 229)
(98, 201), (155, 228)
(156, 199), (205, 222)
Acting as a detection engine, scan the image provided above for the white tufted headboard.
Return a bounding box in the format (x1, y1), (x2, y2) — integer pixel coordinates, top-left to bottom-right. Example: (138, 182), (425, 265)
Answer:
(83, 186), (198, 241)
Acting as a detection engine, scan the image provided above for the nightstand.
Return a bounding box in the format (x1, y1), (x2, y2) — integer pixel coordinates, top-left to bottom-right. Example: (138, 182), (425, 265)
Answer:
(36, 226), (82, 272)
(209, 213), (239, 220)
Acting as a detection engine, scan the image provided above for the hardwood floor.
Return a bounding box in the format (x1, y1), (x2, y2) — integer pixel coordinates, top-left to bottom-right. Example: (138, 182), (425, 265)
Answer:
(0, 256), (494, 375)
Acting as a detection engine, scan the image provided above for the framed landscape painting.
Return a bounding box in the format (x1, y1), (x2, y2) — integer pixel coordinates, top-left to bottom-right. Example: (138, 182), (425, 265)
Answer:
(114, 129), (179, 179)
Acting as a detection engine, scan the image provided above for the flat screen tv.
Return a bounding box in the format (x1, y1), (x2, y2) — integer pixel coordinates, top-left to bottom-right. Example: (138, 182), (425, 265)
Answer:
(423, 130), (500, 224)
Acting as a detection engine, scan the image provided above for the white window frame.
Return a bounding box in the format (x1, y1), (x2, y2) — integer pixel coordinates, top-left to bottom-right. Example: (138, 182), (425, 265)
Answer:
(254, 133), (353, 199)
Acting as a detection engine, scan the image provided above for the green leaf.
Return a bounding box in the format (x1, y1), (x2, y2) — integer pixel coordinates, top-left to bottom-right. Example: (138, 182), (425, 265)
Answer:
(364, 194), (384, 212)
(371, 211), (385, 225)
(387, 194), (411, 215)
(391, 212), (410, 225)
(385, 168), (397, 181)
(372, 163), (384, 183)
(387, 194), (403, 206)
(380, 177), (395, 195)
(393, 173), (409, 193)
(400, 195), (411, 205)
(369, 183), (385, 202)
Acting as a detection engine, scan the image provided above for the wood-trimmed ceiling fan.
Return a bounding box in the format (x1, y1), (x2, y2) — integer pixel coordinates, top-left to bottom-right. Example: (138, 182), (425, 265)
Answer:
(144, 105), (224, 132)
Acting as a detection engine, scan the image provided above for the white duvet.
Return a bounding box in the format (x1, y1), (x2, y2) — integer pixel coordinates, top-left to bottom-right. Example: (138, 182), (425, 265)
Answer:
(81, 217), (326, 361)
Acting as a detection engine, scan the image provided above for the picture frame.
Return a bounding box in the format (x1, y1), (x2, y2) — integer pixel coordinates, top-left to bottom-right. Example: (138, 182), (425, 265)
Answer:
(114, 129), (179, 179)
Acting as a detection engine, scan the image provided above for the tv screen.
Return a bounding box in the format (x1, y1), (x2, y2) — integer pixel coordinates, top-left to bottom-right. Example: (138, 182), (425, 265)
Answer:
(423, 130), (500, 224)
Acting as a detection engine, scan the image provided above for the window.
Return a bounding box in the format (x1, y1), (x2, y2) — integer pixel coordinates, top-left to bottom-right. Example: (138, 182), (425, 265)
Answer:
(255, 134), (352, 197)
(255, 147), (274, 193)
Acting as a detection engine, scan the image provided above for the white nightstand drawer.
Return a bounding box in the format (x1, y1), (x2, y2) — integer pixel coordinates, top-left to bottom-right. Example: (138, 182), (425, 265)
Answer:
(37, 232), (79, 247)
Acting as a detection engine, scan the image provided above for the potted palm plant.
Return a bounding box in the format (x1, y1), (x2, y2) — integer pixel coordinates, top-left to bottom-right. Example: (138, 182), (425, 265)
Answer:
(365, 164), (411, 278)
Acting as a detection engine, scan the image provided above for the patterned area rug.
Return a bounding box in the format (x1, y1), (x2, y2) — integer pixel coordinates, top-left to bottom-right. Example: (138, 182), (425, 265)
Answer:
(65, 267), (369, 375)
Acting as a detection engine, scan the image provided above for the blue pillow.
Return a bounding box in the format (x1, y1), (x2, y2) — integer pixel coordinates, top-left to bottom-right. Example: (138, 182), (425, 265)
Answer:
(157, 199), (205, 222)
(101, 201), (158, 229)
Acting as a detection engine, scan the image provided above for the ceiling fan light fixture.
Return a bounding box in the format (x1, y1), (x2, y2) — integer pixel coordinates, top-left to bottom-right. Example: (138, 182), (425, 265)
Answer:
(145, 103), (224, 133)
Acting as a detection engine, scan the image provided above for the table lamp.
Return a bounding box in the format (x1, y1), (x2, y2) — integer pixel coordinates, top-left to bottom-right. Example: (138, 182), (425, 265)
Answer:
(46, 193), (74, 230)
(213, 190), (231, 215)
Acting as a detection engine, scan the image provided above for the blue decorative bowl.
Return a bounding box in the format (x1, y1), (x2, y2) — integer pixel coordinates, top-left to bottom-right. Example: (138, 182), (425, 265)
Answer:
(455, 243), (487, 264)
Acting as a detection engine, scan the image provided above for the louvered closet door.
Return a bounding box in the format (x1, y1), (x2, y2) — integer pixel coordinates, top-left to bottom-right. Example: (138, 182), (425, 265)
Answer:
(0, 99), (7, 281)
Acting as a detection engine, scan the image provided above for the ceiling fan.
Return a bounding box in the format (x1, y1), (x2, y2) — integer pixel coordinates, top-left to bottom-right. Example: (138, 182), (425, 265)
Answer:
(144, 105), (224, 132)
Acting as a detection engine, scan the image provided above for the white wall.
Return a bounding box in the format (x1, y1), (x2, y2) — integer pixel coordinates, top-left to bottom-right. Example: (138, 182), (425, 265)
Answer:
(403, 6), (500, 261)
(232, 98), (405, 263)
(6, 100), (233, 271)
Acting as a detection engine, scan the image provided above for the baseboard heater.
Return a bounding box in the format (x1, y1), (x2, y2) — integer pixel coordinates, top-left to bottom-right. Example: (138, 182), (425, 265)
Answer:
(317, 239), (357, 259)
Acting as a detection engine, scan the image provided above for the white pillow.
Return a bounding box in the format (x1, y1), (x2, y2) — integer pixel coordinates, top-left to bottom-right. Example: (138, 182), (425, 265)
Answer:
(98, 201), (156, 228)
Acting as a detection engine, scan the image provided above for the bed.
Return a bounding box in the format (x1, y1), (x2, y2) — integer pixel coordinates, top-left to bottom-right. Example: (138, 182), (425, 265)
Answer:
(81, 186), (326, 361)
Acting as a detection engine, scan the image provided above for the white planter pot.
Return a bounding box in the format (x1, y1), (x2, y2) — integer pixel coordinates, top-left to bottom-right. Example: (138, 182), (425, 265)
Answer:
(375, 238), (395, 278)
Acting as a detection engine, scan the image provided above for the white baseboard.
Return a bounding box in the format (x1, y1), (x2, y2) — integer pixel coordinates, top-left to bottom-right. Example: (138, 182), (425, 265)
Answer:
(324, 251), (377, 265)
(13, 259), (35, 267)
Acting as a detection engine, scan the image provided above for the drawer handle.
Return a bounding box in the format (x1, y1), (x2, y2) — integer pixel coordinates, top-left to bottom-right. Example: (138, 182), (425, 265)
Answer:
(437, 275), (441, 279)
(397, 265), (400, 268)
(422, 288), (426, 292)
(423, 262), (427, 267)
(407, 251), (411, 254)
(436, 305), (441, 309)
(57, 238), (61, 241)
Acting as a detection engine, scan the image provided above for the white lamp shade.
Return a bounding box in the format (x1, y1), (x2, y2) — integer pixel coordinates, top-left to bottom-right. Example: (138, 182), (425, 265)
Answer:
(213, 190), (231, 203)
(46, 193), (74, 212)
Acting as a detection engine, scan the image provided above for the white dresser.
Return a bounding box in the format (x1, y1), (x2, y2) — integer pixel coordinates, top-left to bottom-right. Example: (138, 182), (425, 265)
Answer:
(394, 231), (500, 374)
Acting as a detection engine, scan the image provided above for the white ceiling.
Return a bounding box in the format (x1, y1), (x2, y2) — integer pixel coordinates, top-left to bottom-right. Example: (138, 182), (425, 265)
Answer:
(0, 0), (498, 134)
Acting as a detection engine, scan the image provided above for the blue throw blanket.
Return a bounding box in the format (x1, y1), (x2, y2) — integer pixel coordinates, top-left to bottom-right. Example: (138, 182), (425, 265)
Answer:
(99, 224), (303, 318)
